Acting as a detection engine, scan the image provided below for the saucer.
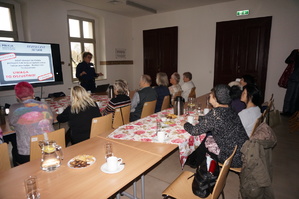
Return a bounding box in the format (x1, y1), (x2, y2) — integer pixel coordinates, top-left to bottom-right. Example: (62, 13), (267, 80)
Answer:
(100, 163), (125, 174)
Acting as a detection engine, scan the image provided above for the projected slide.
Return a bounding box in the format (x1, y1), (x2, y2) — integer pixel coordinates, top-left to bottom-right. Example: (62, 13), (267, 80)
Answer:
(0, 42), (55, 86)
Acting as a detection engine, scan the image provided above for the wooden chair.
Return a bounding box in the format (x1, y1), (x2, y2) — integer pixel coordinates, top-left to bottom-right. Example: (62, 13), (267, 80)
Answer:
(129, 90), (136, 99)
(0, 143), (11, 172)
(188, 87), (196, 98)
(112, 105), (131, 129)
(30, 128), (66, 161)
(289, 111), (299, 133)
(90, 114), (113, 138)
(162, 146), (237, 199)
(161, 95), (170, 110)
(140, 100), (157, 119)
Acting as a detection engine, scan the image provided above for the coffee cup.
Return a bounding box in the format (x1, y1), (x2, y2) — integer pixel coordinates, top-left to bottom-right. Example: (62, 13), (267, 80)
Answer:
(187, 116), (194, 124)
(106, 156), (122, 172)
(204, 108), (210, 115)
(161, 117), (167, 122)
(157, 131), (167, 142)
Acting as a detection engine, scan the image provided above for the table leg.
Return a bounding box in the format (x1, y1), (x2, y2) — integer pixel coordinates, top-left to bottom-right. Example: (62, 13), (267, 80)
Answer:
(120, 174), (145, 199)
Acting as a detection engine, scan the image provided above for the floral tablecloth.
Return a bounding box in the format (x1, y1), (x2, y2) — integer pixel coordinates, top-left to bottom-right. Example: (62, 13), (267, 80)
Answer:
(46, 95), (109, 113)
(108, 109), (206, 167)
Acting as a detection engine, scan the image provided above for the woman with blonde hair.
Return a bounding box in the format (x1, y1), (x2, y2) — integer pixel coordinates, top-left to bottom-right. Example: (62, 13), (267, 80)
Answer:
(102, 79), (131, 115)
(57, 85), (101, 144)
(154, 72), (170, 112)
(169, 72), (183, 105)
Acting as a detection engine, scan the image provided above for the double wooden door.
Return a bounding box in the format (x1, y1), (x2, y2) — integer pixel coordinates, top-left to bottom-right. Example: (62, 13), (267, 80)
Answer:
(214, 16), (272, 99)
(143, 26), (178, 86)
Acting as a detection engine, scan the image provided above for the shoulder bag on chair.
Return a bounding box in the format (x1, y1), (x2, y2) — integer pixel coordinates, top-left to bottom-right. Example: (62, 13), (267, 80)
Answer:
(191, 157), (220, 198)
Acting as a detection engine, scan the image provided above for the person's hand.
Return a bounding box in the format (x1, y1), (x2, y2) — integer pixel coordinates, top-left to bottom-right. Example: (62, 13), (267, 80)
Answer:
(97, 72), (104, 76)
(80, 71), (87, 76)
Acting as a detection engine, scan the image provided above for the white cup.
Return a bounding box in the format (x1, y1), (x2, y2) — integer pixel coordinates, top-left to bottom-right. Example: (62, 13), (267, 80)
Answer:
(57, 107), (64, 114)
(106, 156), (122, 172)
(187, 116), (194, 124)
(157, 131), (167, 142)
(204, 108), (210, 115)
(161, 117), (167, 122)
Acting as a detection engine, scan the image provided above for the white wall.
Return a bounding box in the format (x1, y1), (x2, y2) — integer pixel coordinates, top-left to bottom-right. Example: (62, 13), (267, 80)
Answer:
(0, 0), (134, 105)
(132, 0), (299, 111)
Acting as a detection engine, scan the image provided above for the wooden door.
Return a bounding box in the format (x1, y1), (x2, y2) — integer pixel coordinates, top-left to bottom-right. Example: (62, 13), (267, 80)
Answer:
(143, 27), (178, 86)
(214, 16), (272, 99)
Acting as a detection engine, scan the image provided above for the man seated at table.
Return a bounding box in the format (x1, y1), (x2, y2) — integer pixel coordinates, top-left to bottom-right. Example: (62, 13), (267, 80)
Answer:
(181, 72), (195, 102)
(8, 82), (54, 164)
(130, 75), (157, 122)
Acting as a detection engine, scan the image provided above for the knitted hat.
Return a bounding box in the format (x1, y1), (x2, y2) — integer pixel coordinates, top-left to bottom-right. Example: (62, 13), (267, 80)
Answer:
(213, 84), (232, 105)
(14, 82), (34, 99)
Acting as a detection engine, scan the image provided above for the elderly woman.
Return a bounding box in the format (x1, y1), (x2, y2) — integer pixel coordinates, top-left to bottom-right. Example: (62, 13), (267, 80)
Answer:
(102, 79), (131, 116)
(183, 84), (249, 168)
(154, 72), (171, 112)
(57, 85), (101, 144)
(169, 72), (183, 105)
(238, 84), (262, 137)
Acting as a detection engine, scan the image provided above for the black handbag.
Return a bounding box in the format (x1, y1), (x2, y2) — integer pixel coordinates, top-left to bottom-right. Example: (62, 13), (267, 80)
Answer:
(190, 157), (220, 198)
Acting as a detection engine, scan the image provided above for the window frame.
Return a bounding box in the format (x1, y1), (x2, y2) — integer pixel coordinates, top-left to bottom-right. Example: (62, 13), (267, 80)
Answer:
(0, 2), (18, 41)
(67, 15), (96, 82)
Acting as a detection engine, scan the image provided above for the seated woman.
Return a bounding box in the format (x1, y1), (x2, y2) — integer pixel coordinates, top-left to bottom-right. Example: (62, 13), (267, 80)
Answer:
(168, 72), (183, 105)
(102, 79), (131, 116)
(154, 72), (170, 112)
(57, 85), (101, 145)
(183, 84), (249, 168)
(238, 84), (262, 137)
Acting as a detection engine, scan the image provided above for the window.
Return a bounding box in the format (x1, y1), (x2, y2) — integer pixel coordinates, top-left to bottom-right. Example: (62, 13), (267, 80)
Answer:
(68, 16), (96, 81)
(0, 2), (18, 41)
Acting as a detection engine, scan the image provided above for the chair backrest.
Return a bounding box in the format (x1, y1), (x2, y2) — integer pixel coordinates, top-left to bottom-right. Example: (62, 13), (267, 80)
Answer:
(30, 128), (66, 161)
(211, 145), (237, 199)
(90, 114), (113, 138)
(129, 90), (136, 99)
(250, 114), (266, 138)
(141, 100), (157, 119)
(188, 87), (196, 98)
(171, 91), (182, 105)
(263, 98), (274, 125)
(162, 146), (237, 199)
(0, 143), (11, 172)
(112, 105), (131, 129)
(161, 95), (170, 111)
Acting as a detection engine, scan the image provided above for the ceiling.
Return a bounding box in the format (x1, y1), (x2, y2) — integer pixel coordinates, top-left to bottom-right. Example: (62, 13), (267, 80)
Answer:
(63, 0), (234, 18)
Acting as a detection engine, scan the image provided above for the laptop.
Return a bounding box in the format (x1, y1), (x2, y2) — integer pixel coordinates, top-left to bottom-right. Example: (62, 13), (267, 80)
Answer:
(95, 84), (109, 93)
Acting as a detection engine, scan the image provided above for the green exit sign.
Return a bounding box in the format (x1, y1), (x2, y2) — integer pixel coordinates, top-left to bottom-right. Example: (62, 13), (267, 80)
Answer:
(236, 10), (250, 16)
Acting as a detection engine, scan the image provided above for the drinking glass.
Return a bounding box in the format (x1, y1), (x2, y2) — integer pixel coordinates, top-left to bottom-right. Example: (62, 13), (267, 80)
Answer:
(105, 142), (113, 158)
(24, 176), (40, 199)
(187, 97), (196, 113)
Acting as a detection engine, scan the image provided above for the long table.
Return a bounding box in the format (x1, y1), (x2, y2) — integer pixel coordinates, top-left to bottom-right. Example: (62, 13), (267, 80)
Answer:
(0, 136), (177, 199)
(108, 109), (205, 167)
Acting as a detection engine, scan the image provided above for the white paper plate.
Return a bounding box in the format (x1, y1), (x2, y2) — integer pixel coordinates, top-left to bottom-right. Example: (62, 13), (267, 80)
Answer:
(68, 156), (96, 169)
(100, 162), (125, 174)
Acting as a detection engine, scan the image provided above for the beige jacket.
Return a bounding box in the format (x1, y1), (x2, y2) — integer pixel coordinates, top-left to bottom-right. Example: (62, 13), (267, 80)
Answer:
(240, 122), (277, 199)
